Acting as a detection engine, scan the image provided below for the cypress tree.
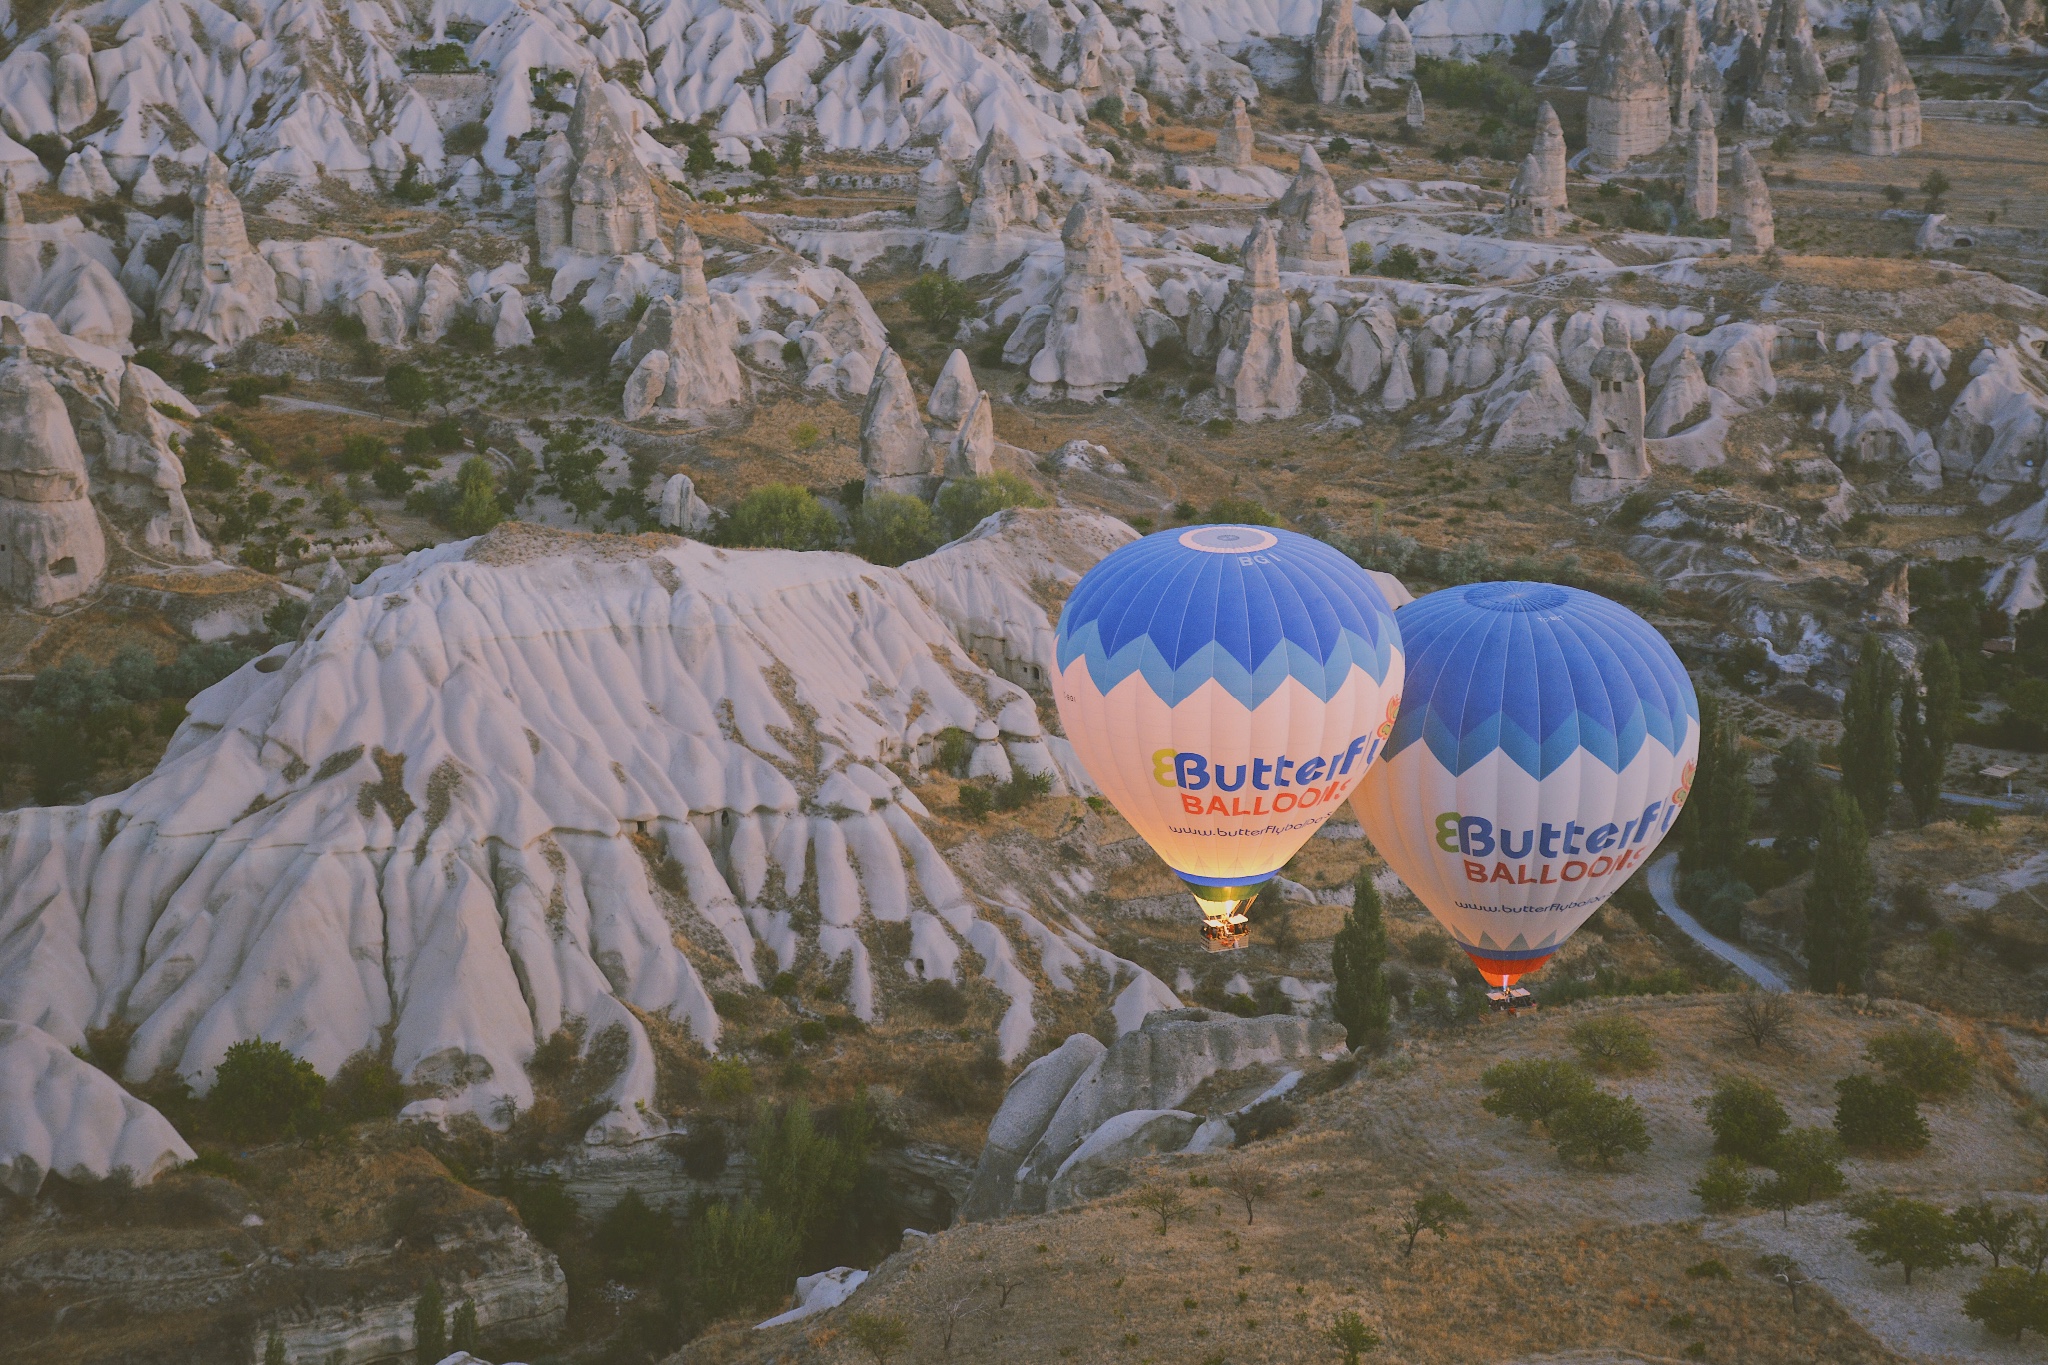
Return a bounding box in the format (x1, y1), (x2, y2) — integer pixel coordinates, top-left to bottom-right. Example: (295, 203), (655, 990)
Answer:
(1839, 636), (1898, 827)
(1692, 696), (1752, 874)
(1804, 789), (1874, 994)
(1331, 865), (1392, 1050)
(1900, 641), (1959, 824)
(1770, 737), (1827, 852)
(1677, 691), (1722, 872)
(414, 1282), (446, 1365)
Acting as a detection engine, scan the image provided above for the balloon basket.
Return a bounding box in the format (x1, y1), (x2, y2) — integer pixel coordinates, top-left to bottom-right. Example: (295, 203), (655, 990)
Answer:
(1199, 912), (1249, 953)
(1486, 986), (1535, 1014)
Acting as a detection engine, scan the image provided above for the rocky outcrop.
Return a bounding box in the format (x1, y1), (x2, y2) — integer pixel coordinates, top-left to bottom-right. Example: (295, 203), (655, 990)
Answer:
(1215, 96), (1256, 167)
(1532, 102), (1569, 209)
(916, 156), (965, 228)
(1573, 316), (1651, 502)
(1029, 189), (1146, 401)
(1504, 154), (1559, 238)
(862, 348), (935, 496)
(1375, 12), (1416, 80)
(0, 324), (107, 608)
(99, 364), (210, 560)
(1405, 81), (1426, 128)
(1215, 219), (1300, 422)
(622, 224), (745, 422)
(1964, 0), (2013, 53)
(154, 156), (286, 358)
(962, 1010), (1345, 1220)
(47, 23), (98, 133)
(1484, 352), (1583, 452)
(491, 288), (533, 349)
(415, 264), (464, 344)
(1311, 0), (1365, 103)
(536, 73), (662, 261)
(1586, 4), (1670, 169)
(967, 128), (1054, 238)
(1274, 146), (1349, 275)
(1748, 0), (1830, 128)
(1850, 11), (1920, 155)
(658, 473), (714, 533)
(928, 348), (979, 427)
(1685, 96), (1718, 220)
(1336, 297), (1398, 396)
(0, 174), (38, 304)
(0, 1020), (193, 1195)
(1667, 4), (1701, 131)
(1648, 346), (1712, 436)
(1729, 144), (1774, 254)
(56, 145), (119, 200)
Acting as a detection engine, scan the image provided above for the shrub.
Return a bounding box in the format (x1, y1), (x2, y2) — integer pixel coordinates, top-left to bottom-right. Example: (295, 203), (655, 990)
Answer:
(993, 768), (1052, 811)
(1549, 1091), (1651, 1166)
(1692, 1156), (1751, 1213)
(509, 1176), (577, 1246)
(903, 272), (976, 332)
(1866, 1026), (1975, 1099)
(414, 1281), (445, 1365)
(1702, 1075), (1788, 1163)
(852, 492), (940, 566)
(446, 458), (504, 537)
(847, 1313), (911, 1364)
(956, 784), (992, 821)
(338, 433), (388, 472)
(1327, 1310), (1380, 1363)
(679, 1198), (796, 1329)
(324, 1049), (408, 1123)
(749, 146), (779, 178)
(717, 484), (840, 551)
(676, 1124), (730, 1180)
(1964, 1267), (2048, 1339)
(208, 1039), (326, 1143)
(931, 726), (975, 776)
(934, 472), (1042, 539)
(1569, 1014), (1658, 1074)
(1203, 496), (1275, 526)
(913, 1050), (1005, 1114)
(385, 362), (437, 413)
(1479, 1058), (1596, 1126)
(1835, 1074), (1929, 1154)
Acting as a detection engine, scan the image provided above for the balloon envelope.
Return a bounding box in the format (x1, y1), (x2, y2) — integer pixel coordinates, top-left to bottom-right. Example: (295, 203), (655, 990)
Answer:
(1056, 525), (1404, 949)
(1349, 581), (1698, 985)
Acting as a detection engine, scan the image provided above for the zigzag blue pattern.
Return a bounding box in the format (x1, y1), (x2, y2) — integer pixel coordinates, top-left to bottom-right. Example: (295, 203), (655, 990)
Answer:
(1383, 581), (1696, 780)
(1056, 526), (1400, 710)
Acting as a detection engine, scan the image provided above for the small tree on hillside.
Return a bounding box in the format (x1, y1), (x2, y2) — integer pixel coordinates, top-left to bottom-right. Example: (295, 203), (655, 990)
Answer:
(848, 1313), (912, 1364)
(1754, 1128), (1847, 1226)
(1701, 1075), (1789, 1163)
(1479, 1058), (1596, 1127)
(209, 1039), (327, 1143)
(449, 1299), (480, 1354)
(1400, 1190), (1470, 1255)
(1331, 866), (1393, 1050)
(1850, 1195), (1973, 1285)
(1132, 1183), (1195, 1237)
(1326, 1310), (1381, 1363)
(1570, 1014), (1659, 1074)
(1681, 693), (1752, 874)
(1550, 1091), (1651, 1167)
(1770, 737), (1829, 855)
(1804, 789), (1874, 994)
(264, 1332), (287, 1365)
(1221, 1162), (1269, 1226)
(1692, 1156), (1752, 1213)
(1866, 1025), (1976, 1099)
(1954, 1201), (2027, 1269)
(1964, 1267), (2048, 1340)
(1839, 635), (1898, 826)
(1835, 1074), (1930, 1154)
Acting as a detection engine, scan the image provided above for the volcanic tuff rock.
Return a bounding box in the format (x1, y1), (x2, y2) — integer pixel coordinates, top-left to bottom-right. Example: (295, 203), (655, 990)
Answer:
(1274, 146), (1350, 275)
(0, 1020), (194, 1195)
(1505, 154), (1559, 238)
(1335, 296), (1399, 396)
(152, 156), (287, 359)
(1850, 10), (1921, 155)
(1574, 316), (1652, 503)
(0, 323), (107, 609)
(1531, 102), (1569, 209)
(966, 1009), (1346, 1220)
(1214, 219), (1301, 422)
(916, 156), (966, 228)
(537, 72), (663, 262)
(99, 364), (210, 561)
(1750, 0), (1831, 127)
(1405, 81), (1426, 127)
(863, 348), (936, 495)
(0, 175), (37, 304)
(1311, 0), (1366, 103)
(1729, 144), (1775, 254)
(1029, 189), (1147, 401)
(621, 224), (745, 422)
(1215, 96), (1256, 167)
(1686, 96), (1719, 220)
(1666, 4), (1701, 129)
(1375, 11), (1416, 79)
(0, 511), (1170, 1135)
(1586, 4), (1671, 168)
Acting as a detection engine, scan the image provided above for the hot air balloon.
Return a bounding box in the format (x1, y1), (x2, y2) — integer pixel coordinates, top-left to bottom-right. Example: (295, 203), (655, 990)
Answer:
(1349, 581), (1697, 1006)
(1055, 525), (1404, 951)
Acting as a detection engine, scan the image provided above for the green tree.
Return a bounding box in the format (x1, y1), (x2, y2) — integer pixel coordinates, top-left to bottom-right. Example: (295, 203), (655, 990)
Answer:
(595, 1190), (673, 1282)
(933, 472), (1043, 540)
(1850, 1195), (1972, 1285)
(1755, 1127), (1847, 1225)
(208, 1039), (326, 1143)
(1954, 1201), (2027, 1269)
(1399, 1190), (1469, 1255)
(448, 457), (504, 537)
(1702, 1075), (1789, 1163)
(1680, 693), (1751, 874)
(716, 484), (840, 551)
(449, 1299), (480, 1354)
(1479, 1058), (1596, 1127)
(678, 1198), (794, 1329)
(1963, 1267), (2048, 1339)
(1834, 1074), (1929, 1154)
(847, 1313), (911, 1363)
(264, 1331), (287, 1365)
(903, 272), (976, 332)
(1330, 866), (1392, 1050)
(1326, 1310), (1381, 1363)
(1839, 636), (1898, 826)
(1692, 1156), (1752, 1213)
(749, 146), (779, 178)
(1550, 1091), (1651, 1166)
(852, 492), (940, 566)
(1867, 1025), (1975, 1099)
(414, 1281), (446, 1365)
(1770, 737), (1829, 852)
(1803, 789), (1873, 994)
(749, 1094), (876, 1260)
(1569, 1014), (1658, 1074)
(704, 1057), (755, 1120)
(1204, 496), (1276, 525)
(1904, 645), (1963, 818)
(685, 130), (716, 176)
(384, 362), (437, 413)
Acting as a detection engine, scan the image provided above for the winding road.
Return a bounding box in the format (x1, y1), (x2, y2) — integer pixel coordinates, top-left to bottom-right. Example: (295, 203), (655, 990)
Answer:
(1645, 852), (1793, 992)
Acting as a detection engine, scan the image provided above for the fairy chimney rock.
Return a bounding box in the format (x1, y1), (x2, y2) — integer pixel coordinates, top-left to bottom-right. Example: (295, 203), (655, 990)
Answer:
(1214, 219), (1301, 422)
(1851, 11), (1921, 155)
(0, 336), (107, 608)
(1376, 12), (1416, 79)
(1729, 144), (1774, 253)
(1533, 102), (1569, 208)
(1686, 96), (1718, 220)
(1028, 189), (1146, 402)
(1587, 5), (1671, 168)
(1275, 146), (1349, 275)
(1574, 316), (1651, 503)
(1311, 0), (1366, 103)
(1215, 97), (1256, 167)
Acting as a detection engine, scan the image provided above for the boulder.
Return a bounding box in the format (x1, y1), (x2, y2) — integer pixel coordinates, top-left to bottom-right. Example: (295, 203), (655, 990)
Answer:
(659, 473), (715, 533)
(48, 23), (98, 134)
(492, 288), (534, 349)
(536, 72), (662, 260)
(628, 224), (745, 421)
(415, 263), (465, 344)
(959, 1032), (1105, 1222)
(1045, 1109), (1203, 1208)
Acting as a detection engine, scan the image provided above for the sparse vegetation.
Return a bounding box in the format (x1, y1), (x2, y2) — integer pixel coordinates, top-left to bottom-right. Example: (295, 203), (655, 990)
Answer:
(1865, 1025), (1975, 1099)
(1569, 1014), (1658, 1074)
(1549, 1091), (1651, 1167)
(1399, 1190), (1469, 1255)
(1834, 1074), (1930, 1154)
(1480, 1058), (1596, 1127)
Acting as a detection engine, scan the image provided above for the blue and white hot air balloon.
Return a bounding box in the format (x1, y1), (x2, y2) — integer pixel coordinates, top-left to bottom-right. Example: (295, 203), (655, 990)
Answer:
(1349, 581), (1698, 993)
(1055, 526), (1404, 950)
